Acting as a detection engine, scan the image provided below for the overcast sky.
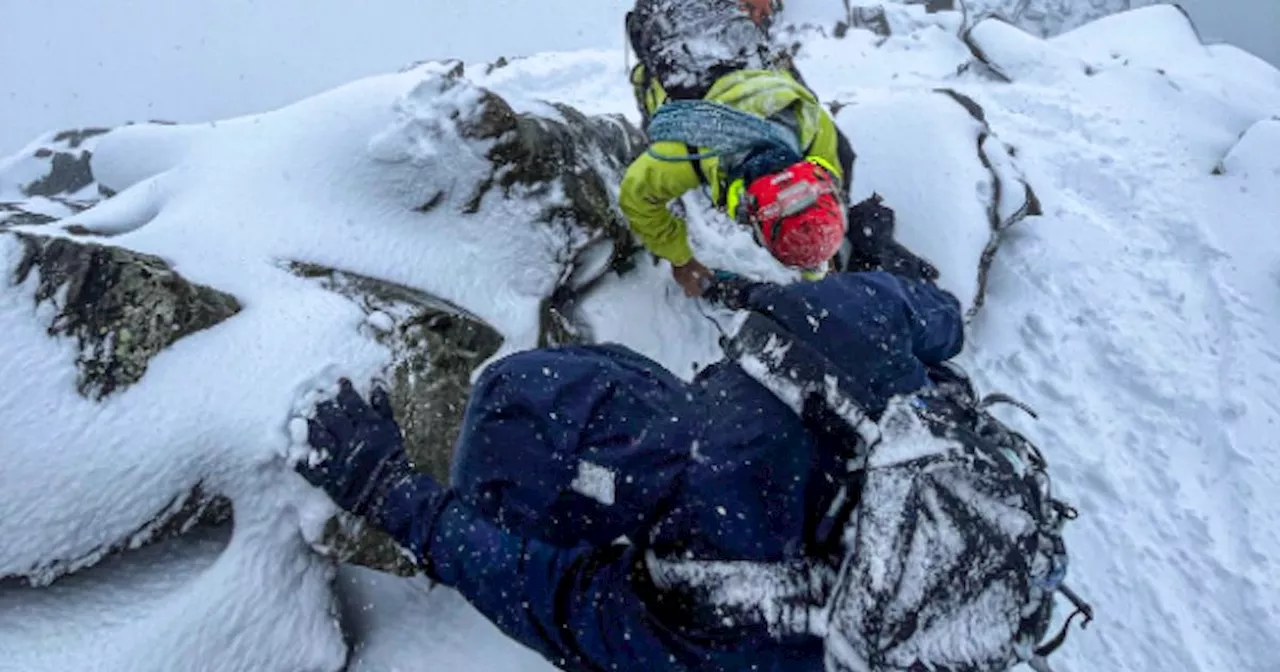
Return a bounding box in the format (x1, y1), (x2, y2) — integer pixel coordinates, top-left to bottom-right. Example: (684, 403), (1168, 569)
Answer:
(0, 0), (1274, 155)
(0, 0), (635, 154)
(1178, 0), (1279, 66)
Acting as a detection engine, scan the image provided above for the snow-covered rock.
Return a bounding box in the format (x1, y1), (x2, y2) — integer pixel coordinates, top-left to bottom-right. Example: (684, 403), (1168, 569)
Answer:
(1217, 117), (1280, 178)
(961, 0), (1151, 37)
(11, 234), (242, 400)
(0, 128), (114, 228)
(0, 60), (648, 594)
(1, 4), (1279, 672)
(773, 0), (1157, 41)
(836, 87), (1041, 316)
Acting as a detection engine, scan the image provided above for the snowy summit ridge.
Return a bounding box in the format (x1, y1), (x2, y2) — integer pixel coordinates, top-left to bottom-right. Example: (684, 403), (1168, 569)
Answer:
(1, 4), (1279, 672)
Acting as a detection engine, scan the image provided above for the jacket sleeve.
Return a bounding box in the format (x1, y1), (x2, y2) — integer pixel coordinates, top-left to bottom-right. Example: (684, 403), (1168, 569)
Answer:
(868, 272), (964, 366)
(373, 478), (682, 672)
(618, 143), (705, 266)
(744, 271), (964, 368)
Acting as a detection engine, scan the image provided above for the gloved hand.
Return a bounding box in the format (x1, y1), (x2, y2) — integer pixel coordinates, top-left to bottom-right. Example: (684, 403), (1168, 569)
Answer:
(841, 194), (940, 283)
(296, 378), (414, 524)
(702, 269), (762, 311)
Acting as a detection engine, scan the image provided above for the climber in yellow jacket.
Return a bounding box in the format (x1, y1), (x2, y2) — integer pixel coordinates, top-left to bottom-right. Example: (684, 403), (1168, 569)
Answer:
(622, 0), (852, 297)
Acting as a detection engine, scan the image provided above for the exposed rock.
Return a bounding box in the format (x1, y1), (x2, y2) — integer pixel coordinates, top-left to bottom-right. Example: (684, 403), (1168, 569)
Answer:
(484, 56), (511, 75)
(960, 0), (1140, 37)
(7, 483), (231, 587)
(50, 128), (112, 149)
(935, 88), (1042, 318)
(1, 127), (114, 232)
(467, 95), (645, 231)
(12, 127), (111, 199)
(289, 262), (502, 483)
(0, 203), (58, 228)
(458, 90), (647, 346)
(290, 261), (504, 576)
(834, 4), (893, 38)
(10, 232), (242, 399)
(1, 198), (100, 230)
(24, 152), (95, 198)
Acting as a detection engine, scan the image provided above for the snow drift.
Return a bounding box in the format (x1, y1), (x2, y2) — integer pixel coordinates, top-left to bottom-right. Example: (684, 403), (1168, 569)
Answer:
(1, 4), (1278, 672)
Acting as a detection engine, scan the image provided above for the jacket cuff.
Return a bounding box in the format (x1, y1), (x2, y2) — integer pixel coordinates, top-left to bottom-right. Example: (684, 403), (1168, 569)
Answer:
(367, 467), (451, 572)
(663, 239), (695, 266)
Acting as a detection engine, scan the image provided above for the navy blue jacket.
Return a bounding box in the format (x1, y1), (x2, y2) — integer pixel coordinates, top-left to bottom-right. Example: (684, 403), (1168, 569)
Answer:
(372, 271), (964, 672)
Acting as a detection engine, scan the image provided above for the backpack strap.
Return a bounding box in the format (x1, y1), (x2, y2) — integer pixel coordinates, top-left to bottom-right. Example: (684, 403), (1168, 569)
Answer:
(686, 143), (710, 190)
(922, 363), (1096, 670)
(724, 311), (883, 553)
(644, 552), (833, 640)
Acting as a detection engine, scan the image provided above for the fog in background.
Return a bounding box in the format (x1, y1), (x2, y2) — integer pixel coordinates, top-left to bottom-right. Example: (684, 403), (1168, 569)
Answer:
(0, 0), (634, 154)
(1, 0), (1275, 154)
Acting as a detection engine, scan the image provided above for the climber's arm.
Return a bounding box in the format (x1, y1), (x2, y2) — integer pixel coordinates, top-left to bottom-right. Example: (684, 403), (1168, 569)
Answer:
(619, 144), (705, 266)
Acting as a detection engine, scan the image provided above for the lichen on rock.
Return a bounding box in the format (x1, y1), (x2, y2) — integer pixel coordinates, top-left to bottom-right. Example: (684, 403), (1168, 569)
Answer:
(289, 261), (502, 484)
(450, 85), (647, 346)
(289, 261), (503, 576)
(10, 232), (242, 399)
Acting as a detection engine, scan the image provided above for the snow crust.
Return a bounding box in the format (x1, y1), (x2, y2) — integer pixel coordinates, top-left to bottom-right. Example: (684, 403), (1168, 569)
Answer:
(1, 3), (1279, 672)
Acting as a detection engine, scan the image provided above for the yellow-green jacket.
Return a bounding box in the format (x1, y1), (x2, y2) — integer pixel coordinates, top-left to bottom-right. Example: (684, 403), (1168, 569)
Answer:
(620, 67), (843, 266)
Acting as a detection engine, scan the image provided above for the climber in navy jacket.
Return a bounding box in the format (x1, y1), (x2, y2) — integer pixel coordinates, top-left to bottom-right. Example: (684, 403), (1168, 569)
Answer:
(294, 270), (964, 672)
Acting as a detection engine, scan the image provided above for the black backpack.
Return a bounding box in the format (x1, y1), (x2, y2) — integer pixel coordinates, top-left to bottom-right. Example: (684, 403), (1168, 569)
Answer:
(625, 0), (771, 101)
(725, 311), (1094, 672)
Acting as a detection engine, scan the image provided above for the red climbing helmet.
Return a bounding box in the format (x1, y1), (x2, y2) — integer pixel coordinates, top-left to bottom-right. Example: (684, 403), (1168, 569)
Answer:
(734, 159), (847, 270)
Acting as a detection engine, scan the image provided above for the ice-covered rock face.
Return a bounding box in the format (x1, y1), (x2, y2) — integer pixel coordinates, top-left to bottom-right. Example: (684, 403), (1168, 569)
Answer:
(0, 63), (646, 595)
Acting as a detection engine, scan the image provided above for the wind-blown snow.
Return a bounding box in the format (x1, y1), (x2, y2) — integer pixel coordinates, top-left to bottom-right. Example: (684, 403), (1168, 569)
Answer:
(1, 3), (1279, 672)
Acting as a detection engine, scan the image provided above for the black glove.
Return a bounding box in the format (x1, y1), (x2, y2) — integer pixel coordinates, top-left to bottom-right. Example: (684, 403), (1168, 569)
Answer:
(841, 194), (940, 282)
(296, 379), (413, 524)
(841, 194), (896, 272)
(702, 270), (763, 311)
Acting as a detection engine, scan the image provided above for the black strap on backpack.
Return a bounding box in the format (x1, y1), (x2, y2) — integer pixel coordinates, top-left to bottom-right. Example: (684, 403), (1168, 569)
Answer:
(686, 143), (710, 189)
(925, 362), (1097, 671)
(726, 310), (1097, 671)
(723, 311), (883, 555)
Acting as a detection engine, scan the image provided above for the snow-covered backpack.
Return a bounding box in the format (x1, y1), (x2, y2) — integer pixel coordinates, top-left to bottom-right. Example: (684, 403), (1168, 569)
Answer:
(625, 0), (771, 101)
(726, 311), (1094, 672)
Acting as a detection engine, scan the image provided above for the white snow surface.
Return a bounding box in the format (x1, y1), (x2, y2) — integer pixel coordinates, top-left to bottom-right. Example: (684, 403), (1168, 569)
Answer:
(0, 3), (1278, 672)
